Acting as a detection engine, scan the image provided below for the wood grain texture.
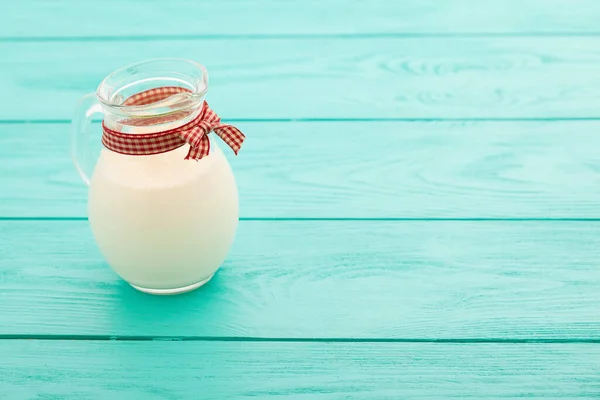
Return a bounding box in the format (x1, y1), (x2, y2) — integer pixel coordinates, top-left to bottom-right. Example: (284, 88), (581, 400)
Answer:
(1, 341), (599, 399)
(4, 37), (600, 120)
(3, 0), (598, 394)
(3, 0), (600, 38)
(2, 121), (600, 219)
(1, 220), (599, 338)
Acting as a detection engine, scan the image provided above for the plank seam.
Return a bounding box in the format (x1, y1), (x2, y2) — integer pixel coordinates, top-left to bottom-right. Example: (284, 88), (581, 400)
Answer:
(4, 217), (600, 222)
(0, 335), (599, 343)
(6, 32), (600, 42)
(5, 118), (600, 124)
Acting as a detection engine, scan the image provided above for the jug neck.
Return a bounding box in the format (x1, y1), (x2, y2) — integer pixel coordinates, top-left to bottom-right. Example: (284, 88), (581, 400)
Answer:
(97, 59), (208, 134)
(101, 88), (204, 135)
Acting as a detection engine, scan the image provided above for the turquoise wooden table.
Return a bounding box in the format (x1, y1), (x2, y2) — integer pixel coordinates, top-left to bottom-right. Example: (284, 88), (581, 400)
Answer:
(2, 0), (600, 398)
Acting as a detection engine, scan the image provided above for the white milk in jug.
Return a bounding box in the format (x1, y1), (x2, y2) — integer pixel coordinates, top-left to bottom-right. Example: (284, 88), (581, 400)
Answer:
(88, 140), (239, 294)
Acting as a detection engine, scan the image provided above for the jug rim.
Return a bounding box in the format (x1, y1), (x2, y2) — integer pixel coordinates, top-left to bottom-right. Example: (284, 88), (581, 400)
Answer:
(96, 58), (208, 116)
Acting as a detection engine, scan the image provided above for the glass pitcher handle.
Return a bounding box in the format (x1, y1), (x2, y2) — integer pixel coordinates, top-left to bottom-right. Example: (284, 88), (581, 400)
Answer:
(71, 93), (103, 186)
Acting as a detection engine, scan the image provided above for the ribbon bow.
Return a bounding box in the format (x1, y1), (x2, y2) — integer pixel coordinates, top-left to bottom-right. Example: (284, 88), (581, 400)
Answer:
(177, 101), (244, 160)
(101, 87), (245, 161)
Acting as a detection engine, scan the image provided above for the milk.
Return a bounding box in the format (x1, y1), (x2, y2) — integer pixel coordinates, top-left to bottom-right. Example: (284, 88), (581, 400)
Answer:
(88, 139), (239, 294)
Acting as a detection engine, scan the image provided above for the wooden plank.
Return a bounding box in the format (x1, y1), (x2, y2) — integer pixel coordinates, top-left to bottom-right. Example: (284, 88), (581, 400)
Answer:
(1, 341), (599, 398)
(3, 0), (600, 38)
(4, 37), (600, 120)
(2, 121), (600, 219)
(0, 220), (598, 338)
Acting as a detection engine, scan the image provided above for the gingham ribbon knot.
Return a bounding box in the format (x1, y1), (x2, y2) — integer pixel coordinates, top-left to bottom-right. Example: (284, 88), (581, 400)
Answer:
(101, 87), (245, 161)
(177, 103), (244, 160)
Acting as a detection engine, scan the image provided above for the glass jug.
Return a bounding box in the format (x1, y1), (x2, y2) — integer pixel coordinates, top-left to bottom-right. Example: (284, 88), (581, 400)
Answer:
(71, 59), (240, 295)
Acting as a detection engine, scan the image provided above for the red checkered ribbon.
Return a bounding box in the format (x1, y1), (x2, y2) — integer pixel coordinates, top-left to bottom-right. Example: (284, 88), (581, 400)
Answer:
(101, 87), (245, 160)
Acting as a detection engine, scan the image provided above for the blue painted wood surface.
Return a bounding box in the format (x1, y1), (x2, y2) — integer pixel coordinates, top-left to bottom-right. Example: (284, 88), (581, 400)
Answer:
(5, 37), (600, 120)
(1, 0), (600, 398)
(4, 0), (600, 38)
(1, 220), (599, 338)
(3, 121), (600, 218)
(2, 341), (599, 399)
